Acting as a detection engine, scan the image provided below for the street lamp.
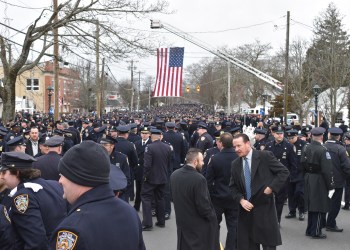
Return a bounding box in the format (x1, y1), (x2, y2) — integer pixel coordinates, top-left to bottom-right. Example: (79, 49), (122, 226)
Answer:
(47, 85), (54, 115)
(313, 84), (321, 127)
(262, 94), (269, 119)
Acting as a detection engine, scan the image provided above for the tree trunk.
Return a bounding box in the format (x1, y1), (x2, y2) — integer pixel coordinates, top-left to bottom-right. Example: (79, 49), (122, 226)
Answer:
(2, 73), (16, 123)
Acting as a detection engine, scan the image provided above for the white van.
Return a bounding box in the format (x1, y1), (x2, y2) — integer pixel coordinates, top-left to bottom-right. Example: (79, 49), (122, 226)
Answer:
(287, 113), (299, 125)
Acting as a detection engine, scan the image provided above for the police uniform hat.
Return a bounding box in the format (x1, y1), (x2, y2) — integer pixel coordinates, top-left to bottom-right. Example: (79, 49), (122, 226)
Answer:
(109, 164), (127, 191)
(271, 126), (284, 134)
(53, 129), (64, 136)
(230, 127), (241, 133)
(82, 119), (91, 124)
(129, 123), (137, 130)
(44, 135), (64, 147)
(344, 133), (350, 140)
(213, 130), (224, 139)
(301, 126), (311, 134)
(140, 126), (150, 133)
(310, 127), (326, 136)
(116, 125), (130, 133)
(214, 121), (221, 126)
(100, 135), (116, 145)
(0, 152), (36, 171)
(328, 127), (343, 135)
(97, 125), (108, 133)
(109, 126), (118, 132)
(38, 133), (47, 144)
(286, 129), (298, 137)
(197, 122), (208, 130)
(150, 128), (162, 135)
(254, 128), (267, 135)
(180, 120), (187, 125)
(165, 122), (176, 128)
(6, 136), (26, 147)
(67, 120), (75, 126)
(59, 141), (110, 187)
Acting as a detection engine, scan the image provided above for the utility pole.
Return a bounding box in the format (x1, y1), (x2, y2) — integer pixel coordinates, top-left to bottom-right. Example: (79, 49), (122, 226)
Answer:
(53, 0), (59, 122)
(227, 62), (231, 115)
(95, 20), (100, 117)
(137, 71), (142, 112)
(283, 11), (290, 124)
(100, 57), (105, 116)
(128, 60), (137, 111)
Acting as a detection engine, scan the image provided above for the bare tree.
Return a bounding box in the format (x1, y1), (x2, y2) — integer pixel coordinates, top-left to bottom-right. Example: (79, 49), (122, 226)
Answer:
(0, 0), (168, 122)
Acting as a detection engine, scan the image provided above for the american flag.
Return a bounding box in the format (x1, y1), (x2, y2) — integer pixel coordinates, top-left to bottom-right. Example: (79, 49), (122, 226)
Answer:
(153, 47), (184, 97)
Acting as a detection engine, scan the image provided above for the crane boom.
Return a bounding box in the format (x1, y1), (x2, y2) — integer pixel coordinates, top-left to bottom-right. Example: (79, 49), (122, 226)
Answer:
(151, 20), (283, 91)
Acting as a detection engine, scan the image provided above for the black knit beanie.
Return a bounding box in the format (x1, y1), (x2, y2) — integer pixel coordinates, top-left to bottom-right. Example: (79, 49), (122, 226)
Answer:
(59, 141), (110, 187)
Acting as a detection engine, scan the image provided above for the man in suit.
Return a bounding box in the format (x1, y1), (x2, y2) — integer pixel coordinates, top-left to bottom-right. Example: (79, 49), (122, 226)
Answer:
(229, 134), (289, 250)
(207, 132), (238, 250)
(141, 129), (172, 231)
(171, 148), (220, 250)
(25, 127), (41, 157)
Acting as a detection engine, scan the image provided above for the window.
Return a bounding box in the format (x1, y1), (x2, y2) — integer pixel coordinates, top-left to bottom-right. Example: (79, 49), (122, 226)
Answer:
(26, 79), (39, 91)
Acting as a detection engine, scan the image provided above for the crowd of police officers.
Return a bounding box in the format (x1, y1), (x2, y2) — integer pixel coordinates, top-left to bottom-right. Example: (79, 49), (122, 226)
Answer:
(0, 105), (350, 248)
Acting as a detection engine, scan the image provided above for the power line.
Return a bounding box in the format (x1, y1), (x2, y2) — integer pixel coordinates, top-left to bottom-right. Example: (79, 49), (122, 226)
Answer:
(0, 0), (50, 10)
(290, 19), (313, 31)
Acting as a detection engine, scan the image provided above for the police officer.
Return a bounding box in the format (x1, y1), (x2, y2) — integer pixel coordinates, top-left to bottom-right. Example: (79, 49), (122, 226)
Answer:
(141, 129), (172, 231)
(6, 136), (27, 152)
(0, 152), (67, 249)
(195, 122), (213, 153)
(253, 128), (268, 150)
(134, 126), (152, 211)
(81, 119), (97, 142)
(324, 127), (350, 232)
(202, 130), (222, 177)
(128, 123), (141, 143)
(285, 129), (307, 221)
(265, 125), (296, 224)
(100, 135), (131, 202)
(32, 135), (63, 181)
(301, 127), (334, 239)
(50, 141), (145, 249)
(66, 120), (81, 144)
(206, 132), (238, 250)
(343, 133), (350, 210)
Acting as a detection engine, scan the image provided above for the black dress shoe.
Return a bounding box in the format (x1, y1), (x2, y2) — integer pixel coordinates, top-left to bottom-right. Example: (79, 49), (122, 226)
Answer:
(326, 226), (343, 232)
(299, 213), (305, 221)
(312, 234), (327, 239)
(342, 206), (350, 210)
(151, 210), (156, 217)
(155, 222), (165, 228)
(165, 213), (170, 220)
(142, 225), (153, 231)
(285, 213), (296, 219)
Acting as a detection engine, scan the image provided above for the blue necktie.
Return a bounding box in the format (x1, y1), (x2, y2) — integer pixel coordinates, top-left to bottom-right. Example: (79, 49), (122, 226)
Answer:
(244, 158), (251, 200)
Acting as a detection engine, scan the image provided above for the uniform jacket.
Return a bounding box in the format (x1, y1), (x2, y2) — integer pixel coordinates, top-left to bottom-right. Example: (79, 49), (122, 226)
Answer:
(110, 151), (131, 189)
(32, 151), (62, 181)
(301, 140), (334, 213)
(81, 126), (97, 142)
(67, 126), (81, 145)
(128, 133), (141, 143)
(163, 130), (187, 169)
(196, 132), (214, 153)
(10, 178), (67, 250)
(324, 140), (350, 188)
(171, 165), (220, 250)
(290, 138), (307, 182)
(207, 147), (238, 204)
(229, 149), (289, 247)
(49, 184), (145, 250)
(0, 204), (15, 249)
(202, 147), (220, 177)
(143, 140), (172, 184)
(134, 139), (152, 181)
(114, 137), (138, 169)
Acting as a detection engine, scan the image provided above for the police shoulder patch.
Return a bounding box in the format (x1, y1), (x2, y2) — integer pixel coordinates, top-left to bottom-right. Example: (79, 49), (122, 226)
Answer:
(326, 152), (331, 160)
(14, 194), (29, 213)
(201, 136), (205, 141)
(56, 230), (78, 250)
(3, 206), (10, 223)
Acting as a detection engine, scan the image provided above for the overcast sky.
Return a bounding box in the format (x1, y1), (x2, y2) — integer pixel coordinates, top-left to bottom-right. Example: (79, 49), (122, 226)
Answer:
(1, 0), (350, 85)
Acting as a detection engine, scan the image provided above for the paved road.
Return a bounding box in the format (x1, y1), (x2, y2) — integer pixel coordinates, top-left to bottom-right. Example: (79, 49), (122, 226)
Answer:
(134, 201), (350, 250)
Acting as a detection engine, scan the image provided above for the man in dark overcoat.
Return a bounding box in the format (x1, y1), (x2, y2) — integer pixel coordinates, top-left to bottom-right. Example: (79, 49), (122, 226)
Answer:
(229, 134), (289, 250)
(171, 148), (220, 250)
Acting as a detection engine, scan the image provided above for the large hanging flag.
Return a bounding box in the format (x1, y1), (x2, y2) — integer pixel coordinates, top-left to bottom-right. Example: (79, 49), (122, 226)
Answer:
(153, 47), (184, 97)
